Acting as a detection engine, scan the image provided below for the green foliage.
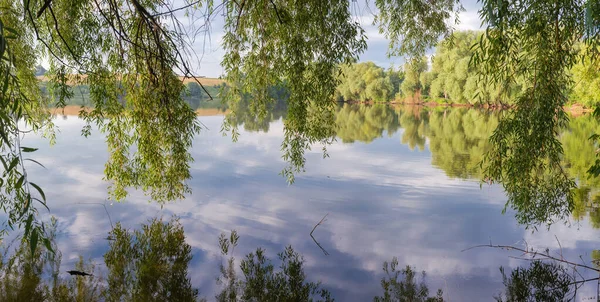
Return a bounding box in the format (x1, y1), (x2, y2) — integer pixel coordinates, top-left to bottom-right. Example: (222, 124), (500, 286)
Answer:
(429, 31), (484, 104)
(0, 0), (55, 258)
(336, 62), (399, 102)
(401, 57), (428, 99)
(0, 217), (102, 302)
(475, 0), (586, 227)
(374, 257), (443, 302)
(374, 0), (463, 59)
(569, 46), (600, 107)
(17, 0), (205, 203)
(103, 217), (199, 302)
(221, 0), (367, 184)
(495, 261), (573, 302)
(335, 104), (400, 143)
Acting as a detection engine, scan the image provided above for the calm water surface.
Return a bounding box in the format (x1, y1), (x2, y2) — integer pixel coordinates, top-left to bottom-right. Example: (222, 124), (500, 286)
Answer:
(15, 105), (600, 301)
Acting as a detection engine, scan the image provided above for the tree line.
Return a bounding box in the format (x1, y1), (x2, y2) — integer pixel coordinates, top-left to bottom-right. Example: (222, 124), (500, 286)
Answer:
(335, 30), (600, 108)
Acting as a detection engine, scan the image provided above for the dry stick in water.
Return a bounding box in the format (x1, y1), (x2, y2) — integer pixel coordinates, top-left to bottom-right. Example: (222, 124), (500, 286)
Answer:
(310, 213), (329, 256)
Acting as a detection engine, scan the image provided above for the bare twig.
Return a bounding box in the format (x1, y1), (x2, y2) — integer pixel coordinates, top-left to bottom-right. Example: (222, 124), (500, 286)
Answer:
(463, 243), (600, 273)
(310, 213), (329, 256)
(76, 202), (114, 230)
(555, 234), (564, 260)
(269, 0), (283, 24)
(36, 0), (52, 18)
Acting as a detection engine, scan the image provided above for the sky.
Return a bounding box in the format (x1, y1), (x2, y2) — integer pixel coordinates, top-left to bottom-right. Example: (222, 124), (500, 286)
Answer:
(180, 0), (485, 78)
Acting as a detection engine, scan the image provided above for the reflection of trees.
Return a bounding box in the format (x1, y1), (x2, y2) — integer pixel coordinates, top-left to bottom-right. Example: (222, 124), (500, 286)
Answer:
(0, 217), (200, 302)
(334, 104), (600, 227)
(561, 114), (600, 227)
(374, 257), (443, 302)
(398, 108), (428, 150)
(427, 109), (498, 179)
(495, 261), (573, 301)
(226, 97), (287, 133)
(104, 217), (199, 302)
(561, 114), (600, 188)
(4, 217), (600, 301)
(335, 104), (400, 143)
(0, 218), (102, 301)
(216, 230), (333, 301)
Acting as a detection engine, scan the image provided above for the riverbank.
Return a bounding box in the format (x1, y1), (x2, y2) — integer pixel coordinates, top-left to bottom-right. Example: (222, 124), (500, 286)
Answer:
(49, 105), (229, 116)
(49, 102), (592, 118)
(342, 99), (594, 115)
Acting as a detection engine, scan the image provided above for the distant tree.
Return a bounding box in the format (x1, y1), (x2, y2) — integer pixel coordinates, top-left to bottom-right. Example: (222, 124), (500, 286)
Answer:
(184, 82), (206, 109)
(400, 57), (428, 99)
(336, 62), (395, 102)
(386, 67), (404, 100)
(570, 46), (600, 107)
(428, 31), (479, 103)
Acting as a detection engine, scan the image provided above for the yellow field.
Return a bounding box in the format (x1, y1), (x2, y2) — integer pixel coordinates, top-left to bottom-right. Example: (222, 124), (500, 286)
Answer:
(48, 105), (228, 117)
(37, 75), (226, 86)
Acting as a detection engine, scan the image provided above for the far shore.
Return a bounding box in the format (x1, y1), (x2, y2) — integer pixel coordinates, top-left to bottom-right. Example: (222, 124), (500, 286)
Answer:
(48, 102), (592, 118)
(36, 75), (226, 86)
(343, 99), (593, 116)
(48, 105), (229, 116)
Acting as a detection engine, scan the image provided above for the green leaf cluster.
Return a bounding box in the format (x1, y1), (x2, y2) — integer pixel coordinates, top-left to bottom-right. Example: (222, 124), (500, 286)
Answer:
(335, 62), (402, 102)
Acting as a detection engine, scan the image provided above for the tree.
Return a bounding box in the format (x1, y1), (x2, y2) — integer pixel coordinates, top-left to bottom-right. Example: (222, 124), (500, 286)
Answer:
(428, 31), (479, 103)
(570, 45), (600, 107)
(336, 62), (401, 102)
(184, 82), (207, 109)
(401, 57), (428, 99)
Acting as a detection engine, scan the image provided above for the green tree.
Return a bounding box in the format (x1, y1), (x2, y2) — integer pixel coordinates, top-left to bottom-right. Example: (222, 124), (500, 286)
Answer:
(183, 82), (207, 109)
(401, 57), (428, 99)
(336, 62), (395, 102)
(570, 46), (600, 107)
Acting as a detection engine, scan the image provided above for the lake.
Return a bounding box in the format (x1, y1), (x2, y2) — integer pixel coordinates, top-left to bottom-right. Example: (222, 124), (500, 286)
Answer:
(12, 104), (600, 301)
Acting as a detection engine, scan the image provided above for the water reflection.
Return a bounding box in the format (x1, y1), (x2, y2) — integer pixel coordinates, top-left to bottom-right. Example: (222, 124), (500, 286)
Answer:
(0, 219), (445, 301)
(7, 105), (600, 300)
